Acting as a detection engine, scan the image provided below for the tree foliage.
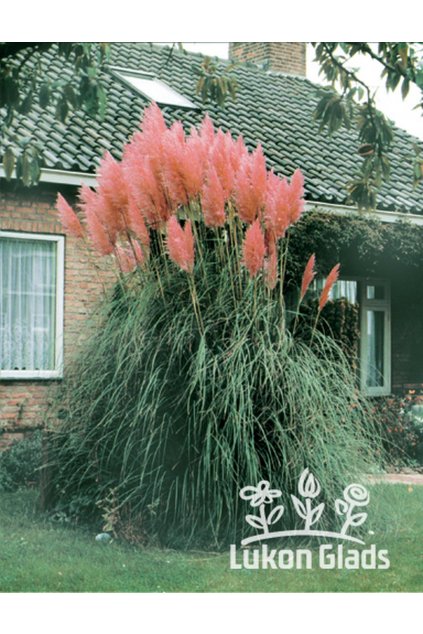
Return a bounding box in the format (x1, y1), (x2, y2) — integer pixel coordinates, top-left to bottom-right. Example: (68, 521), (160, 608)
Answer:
(311, 43), (423, 209)
(0, 42), (109, 185)
(1, 41), (422, 206)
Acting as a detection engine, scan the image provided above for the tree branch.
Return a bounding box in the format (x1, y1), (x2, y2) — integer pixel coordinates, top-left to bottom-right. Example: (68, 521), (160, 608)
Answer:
(0, 43), (53, 63)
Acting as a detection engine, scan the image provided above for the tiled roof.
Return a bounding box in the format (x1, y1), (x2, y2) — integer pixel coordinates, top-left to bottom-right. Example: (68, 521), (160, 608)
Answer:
(1, 42), (422, 213)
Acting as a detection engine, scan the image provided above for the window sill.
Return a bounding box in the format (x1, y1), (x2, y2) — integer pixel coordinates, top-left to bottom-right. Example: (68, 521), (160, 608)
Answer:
(363, 387), (391, 397)
(0, 370), (63, 380)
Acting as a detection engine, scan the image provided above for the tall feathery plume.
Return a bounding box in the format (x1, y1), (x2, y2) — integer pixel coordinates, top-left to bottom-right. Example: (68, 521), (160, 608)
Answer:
(166, 216), (195, 274)
(161, 121), (189, 206)
(162, 122), (206, 202)
(319, 263), (340, 311)
(98, 152), (128, 212)
(56, 193), (84, 238)
(250, 144), (267, 210)
(198, 113), (215, 148)
(210, 129), (234, 198)
(264, 171), (290, 239)
(201, 165), (226, 227)
(95, 152), (130, 242)
(139, 101), (167, 151)
(183, 130), (207, 198)
(230, 135), (248, 173)
(300, 254), (316, 302)
(242, 219), (266, 278)
(115, 240), (146, 273)
(234, 158), (258, 224)
(122, 101), (172, 228)
(79, 185), (115, 256)
(127, 197), (150, 249)
(123, 144), (169, 228)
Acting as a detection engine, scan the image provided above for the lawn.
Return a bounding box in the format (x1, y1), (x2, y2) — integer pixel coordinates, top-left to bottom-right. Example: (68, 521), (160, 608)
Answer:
(0, 484), (421, 592)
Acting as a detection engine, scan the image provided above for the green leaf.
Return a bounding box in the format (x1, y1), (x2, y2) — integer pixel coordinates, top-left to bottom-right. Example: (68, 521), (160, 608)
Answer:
(398, 43), (409, 69)
(5, 76), (19, 107)
(39, 83), (50, 108)
(55, 96), (69, 122)
(97, 83), (107, 119)
(21, 151), (32, 187)
(30, 154), (41, 183)
(19, 91), (33, 115)
(2, 146), (15, 180)
(63, 84), (78, 108)
(401, 77), (410, 100)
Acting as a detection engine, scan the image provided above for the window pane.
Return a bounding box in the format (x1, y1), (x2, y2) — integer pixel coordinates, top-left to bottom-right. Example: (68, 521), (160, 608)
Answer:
(118, 73), (197, 108)
(313, 279), (357, 303)
(331, 280), (357, 303)
(366, 310), (385, 387)
(366, 284), (385, 300)
(0, 238), (56, 371)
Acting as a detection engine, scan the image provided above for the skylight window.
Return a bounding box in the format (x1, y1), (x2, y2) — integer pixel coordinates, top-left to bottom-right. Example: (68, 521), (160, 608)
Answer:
(110, 67), (198, 109)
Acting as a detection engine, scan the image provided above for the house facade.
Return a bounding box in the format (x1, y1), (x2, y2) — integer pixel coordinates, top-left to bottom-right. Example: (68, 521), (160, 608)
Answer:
(1, 42), (422, 445)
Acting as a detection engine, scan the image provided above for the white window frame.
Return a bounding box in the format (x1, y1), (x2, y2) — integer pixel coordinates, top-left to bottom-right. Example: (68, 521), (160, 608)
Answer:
(109, 66), (199, 109)
(0, 230), (64, 380)
(313, 276), (391, 396)
(359, 278), (391, 397)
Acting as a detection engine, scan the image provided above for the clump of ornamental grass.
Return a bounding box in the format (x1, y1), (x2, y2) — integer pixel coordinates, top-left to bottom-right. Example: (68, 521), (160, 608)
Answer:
(47, 103), (385, 548)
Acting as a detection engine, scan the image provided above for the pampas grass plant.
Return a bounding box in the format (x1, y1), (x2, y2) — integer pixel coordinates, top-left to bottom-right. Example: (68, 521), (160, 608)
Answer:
(46, 104), (385, 548)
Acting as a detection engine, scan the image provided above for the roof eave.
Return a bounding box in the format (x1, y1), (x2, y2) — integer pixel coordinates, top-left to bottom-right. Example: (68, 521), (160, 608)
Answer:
(1, 166), (422, 225)
(305, 200), (423, 226)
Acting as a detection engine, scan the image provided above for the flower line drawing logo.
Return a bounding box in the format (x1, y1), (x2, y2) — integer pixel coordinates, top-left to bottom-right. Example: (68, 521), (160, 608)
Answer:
(239, 469), (370, 546)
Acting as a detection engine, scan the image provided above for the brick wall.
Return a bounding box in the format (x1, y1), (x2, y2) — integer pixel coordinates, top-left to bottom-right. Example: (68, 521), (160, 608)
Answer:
(229, 42), (306, 76)
(0, 182), (114, 447)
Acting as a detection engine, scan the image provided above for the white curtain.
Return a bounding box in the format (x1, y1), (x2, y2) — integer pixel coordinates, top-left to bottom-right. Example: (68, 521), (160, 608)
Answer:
(366, 309), (385, 387)
(0, 238), (56, 371)
(313, 279), (358, 303)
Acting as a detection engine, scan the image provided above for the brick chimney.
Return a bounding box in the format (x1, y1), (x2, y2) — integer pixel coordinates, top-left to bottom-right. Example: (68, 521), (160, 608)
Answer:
(229, 42), (306, 76)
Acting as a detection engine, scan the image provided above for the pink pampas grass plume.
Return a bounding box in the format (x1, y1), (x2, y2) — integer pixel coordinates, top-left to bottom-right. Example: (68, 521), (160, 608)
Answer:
(166, 216), (195, 273)
(124, 151), (169, 228)
(234, 159), (258, 224)
(210, 129), (234, 197)
(300, 254), (316, 302)
(78, 185), (114, 256)
(319, 263), (340, 311)
(242, 218), (266, 278)
(139, 102), (167, 151)
(98, 151), (128, 212)
(115, 240), (146, 273)
(56, 193), (84, 238)
(230, 135), (248, 173)
(199, 113), (215, 147)
(264, 171), (290, 239)
(161, 121), (187, 202)
(201, 165), (226, 227)
(250, 144), (267, 209)
(127, 197), (150, 248)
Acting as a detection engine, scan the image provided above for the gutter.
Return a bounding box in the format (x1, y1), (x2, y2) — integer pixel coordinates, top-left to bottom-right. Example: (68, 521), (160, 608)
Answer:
(2, 166), (423, 226)
(305, 201), (423, 226)
(0, 166), (97, 187)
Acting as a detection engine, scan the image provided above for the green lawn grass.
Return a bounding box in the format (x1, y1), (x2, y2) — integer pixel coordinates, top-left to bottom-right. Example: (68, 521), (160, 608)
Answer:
(0, 484), (421, 592)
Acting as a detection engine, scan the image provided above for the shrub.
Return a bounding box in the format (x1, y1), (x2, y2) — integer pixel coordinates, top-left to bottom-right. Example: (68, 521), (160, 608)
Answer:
(0, 431), (43, 491)
(45, 103), (385, 549)
(373, 390), (423, 469)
